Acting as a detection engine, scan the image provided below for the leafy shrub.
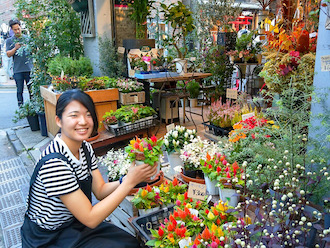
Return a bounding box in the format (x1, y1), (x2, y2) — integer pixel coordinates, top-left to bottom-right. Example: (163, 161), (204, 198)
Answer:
(47, 55), (93, 77)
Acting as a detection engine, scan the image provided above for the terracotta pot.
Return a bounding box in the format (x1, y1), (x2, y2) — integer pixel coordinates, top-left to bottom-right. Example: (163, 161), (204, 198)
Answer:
(180, 172), (205, 184)
(86, 132), (100, 142)
(128, 171), (164, 195)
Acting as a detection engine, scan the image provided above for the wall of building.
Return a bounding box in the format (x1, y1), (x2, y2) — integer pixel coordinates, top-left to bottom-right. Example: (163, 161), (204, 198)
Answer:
(83, 0), (114, 76)
(0, 0), (16, 29)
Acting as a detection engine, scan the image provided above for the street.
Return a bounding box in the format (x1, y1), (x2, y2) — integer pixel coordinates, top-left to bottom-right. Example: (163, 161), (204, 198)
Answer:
(0, 88), (29, 129)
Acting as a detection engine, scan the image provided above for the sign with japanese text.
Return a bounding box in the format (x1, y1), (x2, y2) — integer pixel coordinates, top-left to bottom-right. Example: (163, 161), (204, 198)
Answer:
(321, 55), (330, 71)
(188, 182), (206, 200)
(226, 88), (238, 99)
(242, 112), (255, 121)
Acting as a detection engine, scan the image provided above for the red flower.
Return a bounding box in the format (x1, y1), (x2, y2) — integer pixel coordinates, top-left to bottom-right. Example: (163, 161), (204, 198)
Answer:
(151, 135), (157, 143)
(158, 227), (164, 237)
(172, 177), (178, 186)
(148, 144), (152, 150)
(146, 184), (152, 192)
(216, 166), (221, 173)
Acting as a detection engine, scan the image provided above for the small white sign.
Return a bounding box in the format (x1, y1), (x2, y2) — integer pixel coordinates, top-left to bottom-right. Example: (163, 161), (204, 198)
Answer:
(190, 57), (196, 61)
(129, 69), (135, 77)
(242, 112), (255, 121)
(117, 46), (125, 54)
(226, 88), (238, 99)
(187, 182), (206, 200)
(166, 123), (175, 132)
(321, 55), (330, 71)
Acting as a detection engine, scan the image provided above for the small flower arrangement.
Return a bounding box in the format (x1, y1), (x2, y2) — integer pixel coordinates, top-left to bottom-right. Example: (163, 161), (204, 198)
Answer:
(207, 98), (241, 128)
(125, 136), (164, 166)
(98, 148), (131, 181)
(180, 136), (220, 171)
(146, 207), (202, 247)
(217, 161), (245, 189)
(163, 126), (197, 154)
(131, 184), (162, 209)
(200, 152), (229, 181)
(228, 116), (277, 143)
(102, 110), (117, 126)
(158, 178), (187, 206)
(114, 105), (156, 123)
(116, 78), (144, 93)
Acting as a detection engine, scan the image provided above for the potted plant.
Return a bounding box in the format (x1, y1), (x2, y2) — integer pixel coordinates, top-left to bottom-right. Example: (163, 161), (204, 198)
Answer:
(131, 184), (162, 216)
(125, 136), (163, 180)
(157, 178), (187, 207)
(102, 110), (118, 131)
(160, 1), (195, 74)
(13, 100), (40, 131)
(115, 78), (145, 105)
(163, 126), (197, 175)
(98, 148), (131, 182)
(186, 79), (200, 108)
(207, 98), (241, 135)
(179, 136), (219, 181)
(200, 152), (229, 196)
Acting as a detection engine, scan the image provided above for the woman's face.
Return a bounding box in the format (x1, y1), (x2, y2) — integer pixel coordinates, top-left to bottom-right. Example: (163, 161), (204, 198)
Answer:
(56, 100), (94, 144)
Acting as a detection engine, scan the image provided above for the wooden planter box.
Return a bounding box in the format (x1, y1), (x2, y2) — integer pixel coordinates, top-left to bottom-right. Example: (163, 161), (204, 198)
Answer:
(119, 91), (145, 105)
(40, 86), (119, 138)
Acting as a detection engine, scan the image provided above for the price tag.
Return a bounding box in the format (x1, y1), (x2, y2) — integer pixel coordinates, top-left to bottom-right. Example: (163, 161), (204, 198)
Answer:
(117, 46), (125, 54)
(321, 55), (330, 71)
(133, 95), (139, 103)
(190, 57), (196, 61)
(187, 182), (206, 200)
(242, 112), (255, 121)
(226, 88), (238, 99)
(166, 123), (175, 132)
(129, 69), (135, 77)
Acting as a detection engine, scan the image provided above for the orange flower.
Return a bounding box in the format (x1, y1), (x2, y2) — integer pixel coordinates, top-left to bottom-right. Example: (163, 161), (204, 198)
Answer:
(206, 152), (211, 161)
(146, 184), (152, 192)
(172, 177), (178, 186)
(201, 227), (212, 240)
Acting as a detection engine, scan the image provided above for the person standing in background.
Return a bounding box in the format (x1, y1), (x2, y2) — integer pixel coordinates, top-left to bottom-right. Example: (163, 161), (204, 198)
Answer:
(6, 19), (33, 106)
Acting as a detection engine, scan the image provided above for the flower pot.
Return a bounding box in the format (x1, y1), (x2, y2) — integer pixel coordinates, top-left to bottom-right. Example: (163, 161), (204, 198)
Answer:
(180, 171), (205, 185)
(37, 112), (48, 136)
(180, 99), (189, 108)
(138, 206), (160, 217)
(204, 175), (219, 195)
(135, 160), (160, 180)
(189, 98), (198, 108)
(167, 152), (184, 176)
(183, 168), (196, 178)
(27, 115), (40, 131)
(219, 188), (239, 207)
(86, 132), (100, 142)
(175, 59), (188, 75)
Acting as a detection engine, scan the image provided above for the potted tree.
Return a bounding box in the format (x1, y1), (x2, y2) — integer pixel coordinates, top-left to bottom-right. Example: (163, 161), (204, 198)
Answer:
(186, 79), (200, 108)
(160, 1), (195, 74)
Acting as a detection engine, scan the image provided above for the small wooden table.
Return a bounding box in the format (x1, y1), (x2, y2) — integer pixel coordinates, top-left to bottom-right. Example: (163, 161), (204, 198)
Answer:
(136, 73), (212, 127)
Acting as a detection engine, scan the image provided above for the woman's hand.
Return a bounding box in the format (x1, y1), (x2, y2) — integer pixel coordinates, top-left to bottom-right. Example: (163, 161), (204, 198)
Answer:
(125, 162), (158, 186)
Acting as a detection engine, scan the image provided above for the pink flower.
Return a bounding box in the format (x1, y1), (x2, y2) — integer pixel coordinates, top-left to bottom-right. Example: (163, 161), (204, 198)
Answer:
(132, 107), (138, 114)
(114, 160), (118, 164)
(148, 144), (152, 150)
(176, 200), (181, 206)
(142, 56), (151, 62)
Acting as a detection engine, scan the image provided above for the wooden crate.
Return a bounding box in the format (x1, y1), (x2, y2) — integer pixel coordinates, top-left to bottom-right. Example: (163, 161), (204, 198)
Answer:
(40, 86), (119, 137)
(119, 91), (145, 105)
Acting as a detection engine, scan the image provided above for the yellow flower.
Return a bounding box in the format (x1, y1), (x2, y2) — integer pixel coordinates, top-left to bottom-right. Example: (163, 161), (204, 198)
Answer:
(273, 125), (279, 129)
(141, 189), (148, 198)
(130, 139), (136, 145)
(186, 203), (192, 209)
(211, 223), (217, 233)
(164, 186), (169, 193)
(207, 212), (215, 220)
(267, 120), (274, 124)
(217, 201), (228, 212)
(244, 216), (252, 224)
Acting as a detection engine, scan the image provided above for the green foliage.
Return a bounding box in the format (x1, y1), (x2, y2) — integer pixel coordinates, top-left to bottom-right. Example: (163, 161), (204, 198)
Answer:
(98, 36), (125, 78)
(114, 105), (156, 123)
(203, 45), (234, 98)
(160, 1), (195, 59)
(13, 101), (38, 123)
(48, 55), (93, 77)
(186, 79), (200, 99)
(128, 0), (154, 39)
(15, 0), (83, 112)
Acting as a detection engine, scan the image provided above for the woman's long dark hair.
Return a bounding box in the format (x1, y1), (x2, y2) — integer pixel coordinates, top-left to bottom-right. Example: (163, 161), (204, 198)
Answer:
(56, 89), (98, 136)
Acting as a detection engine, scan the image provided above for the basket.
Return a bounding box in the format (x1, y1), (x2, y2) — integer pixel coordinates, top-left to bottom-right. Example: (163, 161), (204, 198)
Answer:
(202, 121), (232, 137)
(107, 116), (157, 136)
(132, 205), (175, 244)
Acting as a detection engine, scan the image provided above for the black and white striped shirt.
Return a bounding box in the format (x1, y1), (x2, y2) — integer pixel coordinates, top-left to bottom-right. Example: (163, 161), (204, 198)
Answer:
(26, 135), (97, 230)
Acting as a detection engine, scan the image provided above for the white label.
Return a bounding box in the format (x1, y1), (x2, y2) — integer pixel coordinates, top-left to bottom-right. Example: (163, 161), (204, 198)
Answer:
(242, 112), (255, 121)
(166, 123), (175, 132)
(133, 95), (139, 103)
(226, 88), (238, 99)
(190, 57), (196, 61)
(117, 46), (125, 54)
(187, 182), (206, 200)
(129, 69), (135, 77)
(321, 55), (330, 71)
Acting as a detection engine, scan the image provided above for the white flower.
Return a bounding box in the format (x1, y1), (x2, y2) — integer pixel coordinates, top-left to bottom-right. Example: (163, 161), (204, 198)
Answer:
(164, 139), (169, 146)
(184, 132), (188, 138)
(172, 131), (178, 139)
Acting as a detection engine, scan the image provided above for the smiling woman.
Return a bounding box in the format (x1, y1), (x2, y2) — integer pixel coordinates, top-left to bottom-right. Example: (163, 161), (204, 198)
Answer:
(21, 89), (159, 247)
